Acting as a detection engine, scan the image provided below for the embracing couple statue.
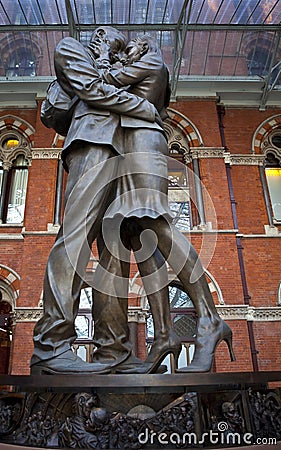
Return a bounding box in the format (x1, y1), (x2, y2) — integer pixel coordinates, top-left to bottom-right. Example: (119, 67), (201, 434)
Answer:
(31, 26), (235, 375)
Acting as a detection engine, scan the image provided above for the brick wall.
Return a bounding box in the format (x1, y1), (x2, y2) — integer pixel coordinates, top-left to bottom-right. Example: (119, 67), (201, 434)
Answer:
(0, 98), (280, 376)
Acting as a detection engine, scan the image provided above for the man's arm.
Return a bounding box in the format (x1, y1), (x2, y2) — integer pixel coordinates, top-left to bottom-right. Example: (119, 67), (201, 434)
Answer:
(101, 53), (162, 89)
(54, 37), (155, 122)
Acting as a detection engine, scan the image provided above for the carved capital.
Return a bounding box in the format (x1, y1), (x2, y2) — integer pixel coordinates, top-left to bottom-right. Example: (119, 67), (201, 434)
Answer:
(229, 155), (265, 166)
(1, 161), (12, 170)
(190, 147), (226, 159)
(14, 307), (43, 322)
(32, 148), (61, 159)
(128, 307), (148, 323)
(217, 305), (281, 321)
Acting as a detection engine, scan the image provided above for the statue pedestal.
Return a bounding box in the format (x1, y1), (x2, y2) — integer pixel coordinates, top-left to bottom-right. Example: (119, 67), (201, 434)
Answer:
(0, 372), (280, 449)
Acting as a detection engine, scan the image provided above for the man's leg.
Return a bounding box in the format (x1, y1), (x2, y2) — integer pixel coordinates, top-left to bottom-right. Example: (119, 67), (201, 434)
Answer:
(31, 143), (118, 370)
(92, 225), (132, 367)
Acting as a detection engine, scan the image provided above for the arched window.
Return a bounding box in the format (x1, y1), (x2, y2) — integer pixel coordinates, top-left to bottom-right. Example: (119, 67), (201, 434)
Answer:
(165, 109), (205, 231)
(265, 153), (281, 222)
(168, 143), (192, 231)
(0, 134), (30, 224)
(5, 154), (29, 224)
(247, 48), (271, 77)
(263, 131), (281, 223)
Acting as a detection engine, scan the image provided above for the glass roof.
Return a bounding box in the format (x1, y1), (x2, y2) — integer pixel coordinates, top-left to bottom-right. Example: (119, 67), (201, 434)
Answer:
(0, 0), (280, 26)
(0, 0), (280, 103)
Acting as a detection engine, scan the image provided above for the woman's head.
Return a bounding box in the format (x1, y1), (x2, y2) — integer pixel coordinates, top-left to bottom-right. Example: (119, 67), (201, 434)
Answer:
(125, 34), (159, 64)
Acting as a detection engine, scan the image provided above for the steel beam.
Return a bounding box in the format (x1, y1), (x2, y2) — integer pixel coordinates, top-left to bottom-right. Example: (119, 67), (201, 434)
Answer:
(0, 23), (280, 33)
(259, 31), (281, 110)
(170, 0), (193, 97)
(65, 0), (79, 39)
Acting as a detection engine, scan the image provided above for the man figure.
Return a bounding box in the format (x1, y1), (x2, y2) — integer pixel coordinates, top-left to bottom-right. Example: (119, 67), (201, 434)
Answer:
(30, 27), (159, 374)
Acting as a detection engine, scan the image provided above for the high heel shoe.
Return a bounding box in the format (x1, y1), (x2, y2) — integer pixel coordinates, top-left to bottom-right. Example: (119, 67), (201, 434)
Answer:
(176, 320), (235, 373)
(145, 330), (182, 372)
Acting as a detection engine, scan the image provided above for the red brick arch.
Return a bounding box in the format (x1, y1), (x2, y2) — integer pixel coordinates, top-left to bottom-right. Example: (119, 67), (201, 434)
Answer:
(0, 115), (35, 146)
(166, 108), (203, 148)
(0, 265), (20, 303)
(252, 114), (281, 154)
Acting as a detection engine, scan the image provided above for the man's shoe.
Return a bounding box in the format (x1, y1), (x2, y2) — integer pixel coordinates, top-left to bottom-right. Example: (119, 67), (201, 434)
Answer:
(30, 350), (111, 375)
(113, 355), (167, 374)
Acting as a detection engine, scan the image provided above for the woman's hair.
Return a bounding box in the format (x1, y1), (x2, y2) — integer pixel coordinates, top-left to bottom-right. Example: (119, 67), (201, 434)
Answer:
(127, 34), (171, 108)
(128, 34), (158, 53)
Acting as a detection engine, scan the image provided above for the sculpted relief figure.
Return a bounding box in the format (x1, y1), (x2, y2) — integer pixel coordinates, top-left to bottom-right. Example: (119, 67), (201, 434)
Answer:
(31, 26), (235, 375)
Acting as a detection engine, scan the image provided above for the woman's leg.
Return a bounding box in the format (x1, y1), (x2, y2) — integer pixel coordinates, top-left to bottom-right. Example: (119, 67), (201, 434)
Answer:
(138, 217), (235, 372)
(127, 220), (181, 370)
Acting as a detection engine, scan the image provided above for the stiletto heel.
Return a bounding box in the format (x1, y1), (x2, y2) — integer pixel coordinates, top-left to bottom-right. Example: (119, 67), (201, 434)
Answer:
(117, 331), (182, 374)
(224, 333), (236, 362)
(173, 347), (181, 366)
(145, 330), (182, 373)
(170, 347), (181, 372)
(176, 320), (236, 373)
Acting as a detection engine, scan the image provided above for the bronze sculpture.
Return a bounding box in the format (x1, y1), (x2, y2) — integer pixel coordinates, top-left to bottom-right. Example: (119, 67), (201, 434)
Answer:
(31, 26), (235, 375)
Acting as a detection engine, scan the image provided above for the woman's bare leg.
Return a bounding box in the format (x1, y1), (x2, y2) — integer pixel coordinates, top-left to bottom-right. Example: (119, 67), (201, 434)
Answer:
(138, 217), (235, 372)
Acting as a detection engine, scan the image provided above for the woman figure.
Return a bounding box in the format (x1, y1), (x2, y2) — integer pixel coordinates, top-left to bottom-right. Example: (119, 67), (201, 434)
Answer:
(94, 35), (235, 373)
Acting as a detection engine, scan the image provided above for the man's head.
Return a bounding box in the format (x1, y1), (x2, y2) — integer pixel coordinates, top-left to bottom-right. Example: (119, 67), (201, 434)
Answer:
(89, 26), (126, 63)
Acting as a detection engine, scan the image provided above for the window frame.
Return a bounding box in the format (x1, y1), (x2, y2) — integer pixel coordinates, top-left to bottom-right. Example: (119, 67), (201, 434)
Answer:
(0, 132), (31, 225)
(168, 148), (193, 231)
(263, 144), (281, 224)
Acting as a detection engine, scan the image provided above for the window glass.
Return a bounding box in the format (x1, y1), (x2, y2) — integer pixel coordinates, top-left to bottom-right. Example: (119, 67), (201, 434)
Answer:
(146, 285), (195, 340)
(94, 0), (111, 23)
(146, 284), (196, 372)
(3, 138), (19, 150)
(75, 315), (90, 339)
(6, 49), (36, 77)
(168, 159), (191, 231)
(265, 167), (281, 221)
(74, 288), (93, 341)
(79, 287), (93, 308)
(271, 134), (281, 149)
(247, 48), (271, 77)
(169, 285), (194, 308)
(6, 155), (28, 223)
(169, 286), (196, 341)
